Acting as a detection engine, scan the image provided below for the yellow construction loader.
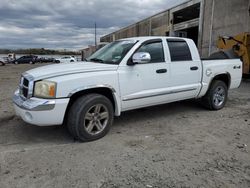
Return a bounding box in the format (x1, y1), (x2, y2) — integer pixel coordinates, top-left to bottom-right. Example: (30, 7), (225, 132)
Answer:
(210, 32), (250, 76)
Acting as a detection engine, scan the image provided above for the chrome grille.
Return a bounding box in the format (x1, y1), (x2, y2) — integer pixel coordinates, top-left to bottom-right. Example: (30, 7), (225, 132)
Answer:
(22, 78), (29, 98)
(23, 78), (29, 87)
(19, 74), (34, 99)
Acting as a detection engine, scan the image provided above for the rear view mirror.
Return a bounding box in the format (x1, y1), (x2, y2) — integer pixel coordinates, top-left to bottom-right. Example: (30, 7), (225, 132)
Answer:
(131, 52), (151, 64)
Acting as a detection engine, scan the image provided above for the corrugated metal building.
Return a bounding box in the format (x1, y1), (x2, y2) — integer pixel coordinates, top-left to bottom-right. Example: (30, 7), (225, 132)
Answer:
(100, 0), (250, 57)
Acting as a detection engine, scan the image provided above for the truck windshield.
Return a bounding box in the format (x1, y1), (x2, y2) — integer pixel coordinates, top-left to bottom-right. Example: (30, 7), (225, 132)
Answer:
(86, 40), (137, 64)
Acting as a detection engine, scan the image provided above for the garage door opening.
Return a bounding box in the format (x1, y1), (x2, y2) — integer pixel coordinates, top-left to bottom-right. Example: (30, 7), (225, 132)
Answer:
(172, 3), (200, 46)
(175, 26), (199, 45)
(173, 3), (200, 24)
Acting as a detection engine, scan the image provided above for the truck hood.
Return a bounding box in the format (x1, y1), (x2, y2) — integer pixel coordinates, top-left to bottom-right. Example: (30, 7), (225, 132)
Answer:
(25, 62), (118, 80)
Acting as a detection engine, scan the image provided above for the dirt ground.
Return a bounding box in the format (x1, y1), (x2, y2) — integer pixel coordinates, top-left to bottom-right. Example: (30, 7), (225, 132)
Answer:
(0, 64), (250, 188)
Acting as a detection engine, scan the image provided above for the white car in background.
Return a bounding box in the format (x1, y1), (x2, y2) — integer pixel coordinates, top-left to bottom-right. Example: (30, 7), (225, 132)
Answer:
(0, 57), (5, 66)
(55, 56), (77, 63)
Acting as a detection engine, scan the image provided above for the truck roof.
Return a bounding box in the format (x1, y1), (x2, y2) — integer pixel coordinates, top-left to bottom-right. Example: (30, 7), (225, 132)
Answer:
(118, 36), (191, 42)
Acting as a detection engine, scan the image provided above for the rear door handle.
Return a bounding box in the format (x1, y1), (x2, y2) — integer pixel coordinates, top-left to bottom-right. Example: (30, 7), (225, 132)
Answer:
(190, 66), (198, 71)
(156, 69), (167, 73)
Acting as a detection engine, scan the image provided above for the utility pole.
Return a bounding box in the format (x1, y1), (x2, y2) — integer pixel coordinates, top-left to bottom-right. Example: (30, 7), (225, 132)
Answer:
(95, 22), (97, 49)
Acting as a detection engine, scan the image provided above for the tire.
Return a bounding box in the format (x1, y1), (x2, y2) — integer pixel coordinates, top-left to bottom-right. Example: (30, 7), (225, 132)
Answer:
(202, 80), (228, 110)
(67, 94), (114, 142)
(14, 61), (18, 65)
(29, 61), (35, 64)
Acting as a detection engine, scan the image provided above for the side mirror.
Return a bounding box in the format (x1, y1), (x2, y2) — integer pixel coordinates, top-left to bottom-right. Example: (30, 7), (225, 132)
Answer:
(128, 52), (151, 65)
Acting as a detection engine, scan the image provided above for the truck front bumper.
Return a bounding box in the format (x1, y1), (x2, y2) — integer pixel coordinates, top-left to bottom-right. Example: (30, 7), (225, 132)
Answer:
(13, 90), (69, 126)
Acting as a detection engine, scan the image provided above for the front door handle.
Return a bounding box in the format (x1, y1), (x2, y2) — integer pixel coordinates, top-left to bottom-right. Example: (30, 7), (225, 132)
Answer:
(156, 69), (167, 73)
(190, 66), (198, 71)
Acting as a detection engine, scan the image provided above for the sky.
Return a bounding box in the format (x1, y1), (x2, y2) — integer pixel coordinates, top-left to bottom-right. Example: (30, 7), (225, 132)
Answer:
(0, 0), (187, 51)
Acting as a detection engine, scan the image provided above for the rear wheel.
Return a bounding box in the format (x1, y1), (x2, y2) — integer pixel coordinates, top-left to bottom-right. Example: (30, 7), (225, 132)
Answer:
(67, 94), (114, 142)
(202, 80), (228, 110)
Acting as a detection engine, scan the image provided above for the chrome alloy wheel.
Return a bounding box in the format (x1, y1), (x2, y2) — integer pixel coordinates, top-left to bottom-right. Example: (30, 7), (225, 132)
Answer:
(213, 86), (225, 107)
(83, 104), (109, 135)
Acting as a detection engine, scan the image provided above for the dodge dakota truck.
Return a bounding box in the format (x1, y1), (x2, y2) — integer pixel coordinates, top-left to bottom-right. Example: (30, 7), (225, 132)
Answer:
(13, 37), (242, 141)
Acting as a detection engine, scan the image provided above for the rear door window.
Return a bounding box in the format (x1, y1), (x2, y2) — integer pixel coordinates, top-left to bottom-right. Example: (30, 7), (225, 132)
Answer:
(167, 39), (192, 61)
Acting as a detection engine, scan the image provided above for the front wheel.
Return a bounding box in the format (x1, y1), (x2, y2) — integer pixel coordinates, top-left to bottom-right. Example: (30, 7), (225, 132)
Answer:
(202, 80), (228, 110)
(67, 94), (114, 142)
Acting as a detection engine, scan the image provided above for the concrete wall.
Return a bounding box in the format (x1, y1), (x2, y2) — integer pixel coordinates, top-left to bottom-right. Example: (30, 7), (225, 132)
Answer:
(100, 10), (170, 42)
(151, 12), (169, 36)
(100, 0), (250, 58)
(201, 0), (250, 57)
(80, 45), (96, 59)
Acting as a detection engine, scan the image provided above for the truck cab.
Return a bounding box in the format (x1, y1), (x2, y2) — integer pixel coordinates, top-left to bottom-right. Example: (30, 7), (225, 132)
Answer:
(117, 38), (202, 111)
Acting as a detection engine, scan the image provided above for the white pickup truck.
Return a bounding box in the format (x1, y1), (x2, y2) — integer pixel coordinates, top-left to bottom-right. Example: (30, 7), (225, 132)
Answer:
(13, 37), (242, 141)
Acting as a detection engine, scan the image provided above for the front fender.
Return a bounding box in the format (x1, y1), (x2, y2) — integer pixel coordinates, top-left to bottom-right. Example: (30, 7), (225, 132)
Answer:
(67, 85), (121, 116)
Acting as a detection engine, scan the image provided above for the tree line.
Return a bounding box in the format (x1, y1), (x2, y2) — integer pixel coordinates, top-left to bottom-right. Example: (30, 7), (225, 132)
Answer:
(0, 48), (80, 55)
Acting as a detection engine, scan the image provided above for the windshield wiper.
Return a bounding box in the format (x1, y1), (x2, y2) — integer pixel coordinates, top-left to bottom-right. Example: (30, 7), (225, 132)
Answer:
(89, 58), (104, 63)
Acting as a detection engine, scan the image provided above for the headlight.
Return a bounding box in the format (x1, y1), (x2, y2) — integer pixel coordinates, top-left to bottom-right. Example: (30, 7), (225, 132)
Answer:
(34, 80), (56, 98)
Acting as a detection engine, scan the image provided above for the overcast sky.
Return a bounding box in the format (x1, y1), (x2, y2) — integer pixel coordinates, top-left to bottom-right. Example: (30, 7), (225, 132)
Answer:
(0, 0), (187, 50)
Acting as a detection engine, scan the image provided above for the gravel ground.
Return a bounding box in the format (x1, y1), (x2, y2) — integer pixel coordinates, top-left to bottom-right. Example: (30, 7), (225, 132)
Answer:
(0, 64), (250, 188)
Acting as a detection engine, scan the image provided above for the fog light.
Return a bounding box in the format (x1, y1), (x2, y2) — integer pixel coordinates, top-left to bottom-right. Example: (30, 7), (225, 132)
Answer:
(25, 112), (33, 121)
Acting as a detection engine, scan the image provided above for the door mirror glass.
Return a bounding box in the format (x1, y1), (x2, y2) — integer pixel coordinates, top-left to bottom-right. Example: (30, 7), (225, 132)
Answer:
(132, 52), (151, 64)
